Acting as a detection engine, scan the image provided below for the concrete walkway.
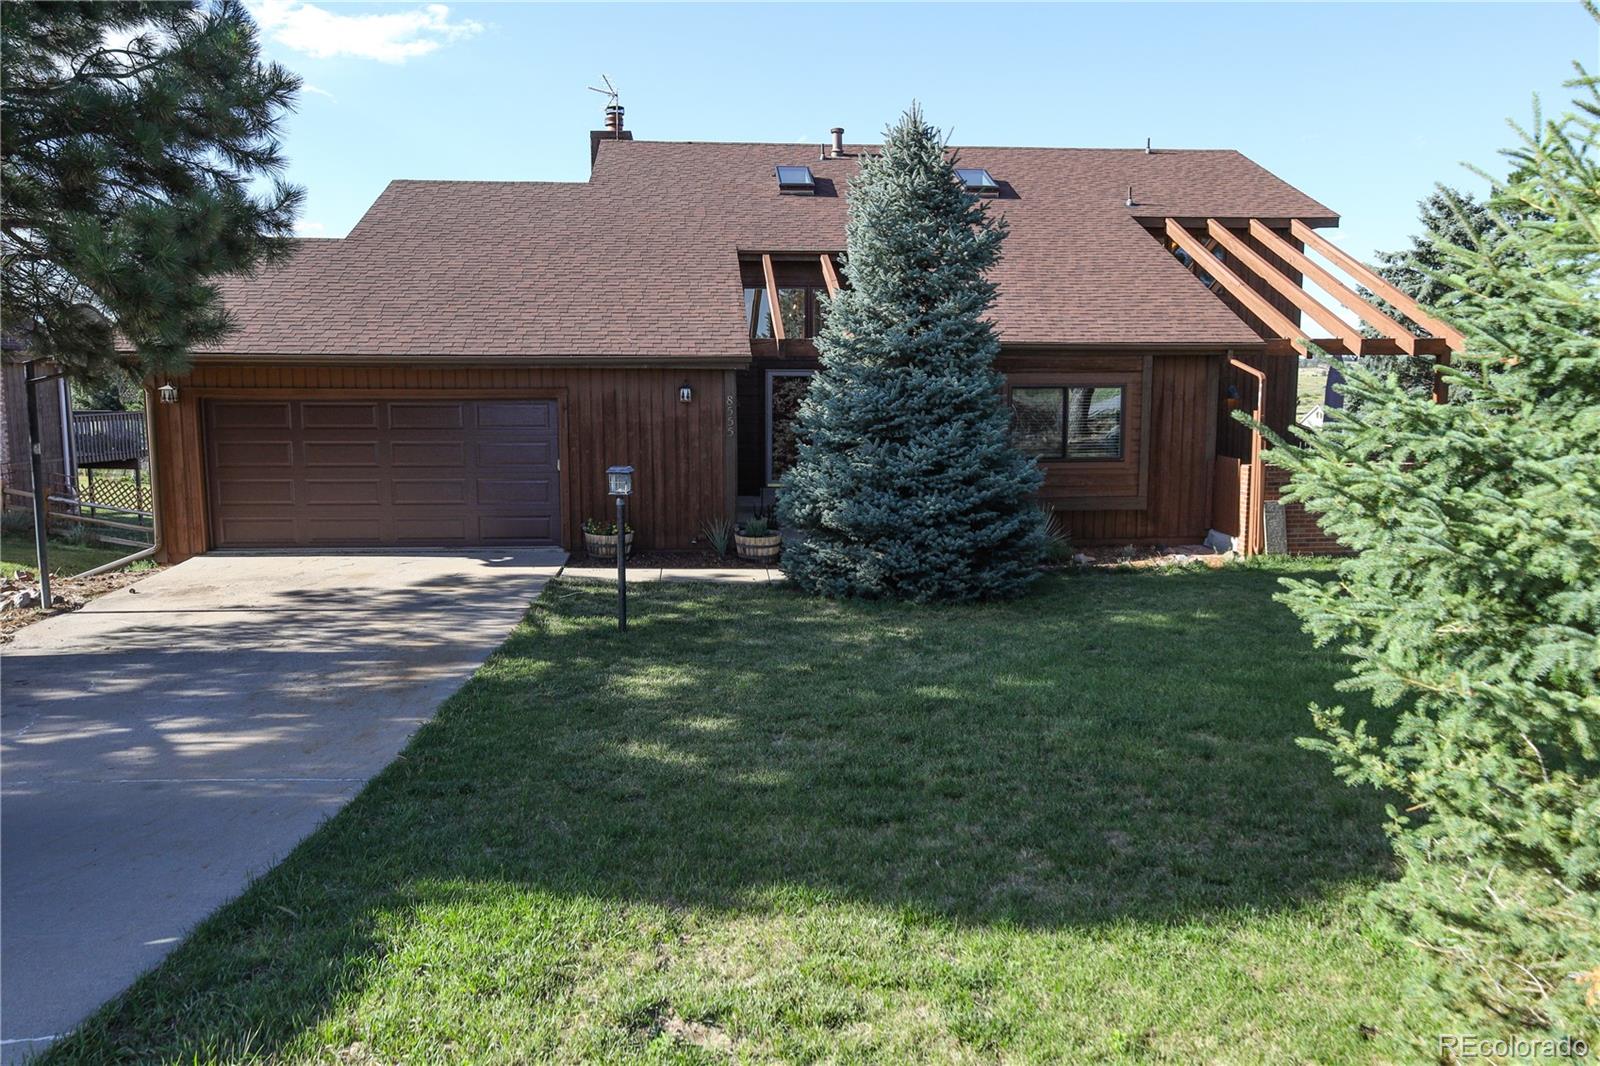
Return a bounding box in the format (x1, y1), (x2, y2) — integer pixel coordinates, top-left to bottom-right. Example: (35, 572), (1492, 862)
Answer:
(0, 549), (565, 1063)
(560, 565), (782, 583)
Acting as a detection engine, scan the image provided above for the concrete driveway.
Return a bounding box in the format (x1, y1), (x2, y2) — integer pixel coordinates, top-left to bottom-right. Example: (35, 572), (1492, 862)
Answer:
(0, 549), (565, 1062)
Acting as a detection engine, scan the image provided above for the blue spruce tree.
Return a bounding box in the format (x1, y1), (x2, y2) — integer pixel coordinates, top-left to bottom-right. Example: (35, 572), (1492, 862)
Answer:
(1268, 70), (1600, 1037)
(778, 106), (1044, 602)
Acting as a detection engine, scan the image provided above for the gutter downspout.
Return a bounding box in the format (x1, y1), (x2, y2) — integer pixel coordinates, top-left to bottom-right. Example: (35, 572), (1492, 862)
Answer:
(58, 375), (77, 495)
(1227, 355), (1267, 556)
(76, 395), (161, 577)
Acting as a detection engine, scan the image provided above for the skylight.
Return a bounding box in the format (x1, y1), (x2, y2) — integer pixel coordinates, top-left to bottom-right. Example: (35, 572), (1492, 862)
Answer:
(775, 165), (816, 195)
(956, 167), (1000, 197)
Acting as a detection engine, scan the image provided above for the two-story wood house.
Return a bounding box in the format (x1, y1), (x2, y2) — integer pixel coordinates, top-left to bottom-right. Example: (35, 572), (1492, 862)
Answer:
(140, 110), (1458, 562)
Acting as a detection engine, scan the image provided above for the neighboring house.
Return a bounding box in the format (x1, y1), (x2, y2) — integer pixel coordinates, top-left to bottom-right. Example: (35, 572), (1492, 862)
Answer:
(136, 110), (1458, 563)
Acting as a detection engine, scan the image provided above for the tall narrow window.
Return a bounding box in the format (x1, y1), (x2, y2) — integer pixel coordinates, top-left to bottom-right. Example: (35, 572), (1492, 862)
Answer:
(744, 287), (773, 339)
(767, 371), (814, 484)
(777, 288), (808, 339)
(809, 288), (830, 334)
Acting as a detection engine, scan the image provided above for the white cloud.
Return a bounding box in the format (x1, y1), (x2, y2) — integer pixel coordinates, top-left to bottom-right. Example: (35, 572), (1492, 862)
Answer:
(251, 2), (482, 64)
(294, 220), (328, 236)
(302, 83), (337, 101)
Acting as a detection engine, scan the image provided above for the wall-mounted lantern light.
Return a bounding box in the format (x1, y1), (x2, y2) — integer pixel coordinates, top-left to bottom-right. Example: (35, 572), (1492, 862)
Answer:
(158, 382), (178, 404)
(606, 465), (635, 631)
(679, 383), (693, 404)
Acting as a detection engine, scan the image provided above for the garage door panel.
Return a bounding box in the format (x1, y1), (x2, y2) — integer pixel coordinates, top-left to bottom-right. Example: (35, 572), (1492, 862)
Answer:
(394, 517), (470, 543)
(476, 441), (555, 466)
(206, 398), (559, 549)
(215, 402), (292, 429)
(391, 479), (467, 505)
(479, 515), (555, 541)
(392, 441), (466, 467)
(476, 403), (553, 429)
(303, 441), (381, 467)
(390, 403), (465, 430)
(303, 517), (385, 543)
(217, 478), (295, 506)
(214, 441), (293, 468)
(477, 477), (558, 506)
(217, 517), (298, 543)
(303, 479), (381, 505)
(301, 403), (379, 429)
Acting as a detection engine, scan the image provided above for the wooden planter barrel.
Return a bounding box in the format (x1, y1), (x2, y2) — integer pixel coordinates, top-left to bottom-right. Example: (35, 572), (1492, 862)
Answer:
(734, 531), (782, 562)
(584, 530), (634, 560)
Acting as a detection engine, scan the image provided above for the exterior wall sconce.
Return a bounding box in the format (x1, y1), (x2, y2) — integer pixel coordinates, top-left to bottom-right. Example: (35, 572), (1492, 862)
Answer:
(158, 382), (178, 404)
(679, 383), (693, 403)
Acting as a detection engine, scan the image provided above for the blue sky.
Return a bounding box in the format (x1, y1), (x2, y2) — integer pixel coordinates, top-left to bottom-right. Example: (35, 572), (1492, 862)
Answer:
(254, 1), (1596, 261)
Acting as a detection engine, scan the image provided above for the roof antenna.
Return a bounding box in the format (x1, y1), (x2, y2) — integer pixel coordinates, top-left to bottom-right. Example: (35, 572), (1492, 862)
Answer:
(1125, 184), (1135, 208)
(1145, 137), (1152, 154)
(587, 75), (623, 138)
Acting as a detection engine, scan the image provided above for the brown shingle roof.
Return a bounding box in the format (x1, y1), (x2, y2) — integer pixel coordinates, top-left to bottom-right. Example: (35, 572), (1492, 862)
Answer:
(196, 139), (1338, 360)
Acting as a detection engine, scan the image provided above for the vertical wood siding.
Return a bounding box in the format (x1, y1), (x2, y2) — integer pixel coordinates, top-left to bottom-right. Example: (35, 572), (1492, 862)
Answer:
(1039, 352), (1221, 544)
(151, 364), (731, 562)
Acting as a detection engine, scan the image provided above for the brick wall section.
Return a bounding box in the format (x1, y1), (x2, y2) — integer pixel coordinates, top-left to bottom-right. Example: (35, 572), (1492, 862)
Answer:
(1264, 465), (1353, 555)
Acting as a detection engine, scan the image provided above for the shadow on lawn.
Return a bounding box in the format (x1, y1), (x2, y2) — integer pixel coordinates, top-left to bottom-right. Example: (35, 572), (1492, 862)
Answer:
(47, 564), (1397, 1063)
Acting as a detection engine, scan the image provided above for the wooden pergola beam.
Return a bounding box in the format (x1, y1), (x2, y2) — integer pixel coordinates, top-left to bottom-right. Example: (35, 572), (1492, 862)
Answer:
(1290, 220), (1465, 350)
(819, 253), (841, 298)
(1247, 221), (1418, 355)
(761, 253), (785, 342)
(1204, 220), (1363, 353)
(1164, 220), (1309, 346)
(1305, 336), (1452, 358)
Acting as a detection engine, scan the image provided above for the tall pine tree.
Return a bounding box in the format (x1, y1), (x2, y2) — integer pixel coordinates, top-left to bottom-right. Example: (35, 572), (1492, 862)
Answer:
(2, 0), (302, 385)
(1266, 69), (1600, 1038)
(778, 106), (1043, 602)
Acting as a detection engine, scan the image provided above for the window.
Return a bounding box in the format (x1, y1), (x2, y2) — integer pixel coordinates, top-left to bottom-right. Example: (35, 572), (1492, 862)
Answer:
(744, 288), (773, 339)
(777, 288), (807, 339)
(955, 167), (1000, 197)
(767, 371), (814, 483)
(745, 285), (830, 339)
(775, 165), (816, 194)
(1011, 386), (1124, 461)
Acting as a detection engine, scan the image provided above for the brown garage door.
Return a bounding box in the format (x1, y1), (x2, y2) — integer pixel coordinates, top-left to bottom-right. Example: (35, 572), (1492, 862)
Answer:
(205, 398), (560, 548)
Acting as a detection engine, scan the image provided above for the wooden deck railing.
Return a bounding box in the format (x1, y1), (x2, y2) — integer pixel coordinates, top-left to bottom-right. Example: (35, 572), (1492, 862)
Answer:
(72, 410), (147, 466)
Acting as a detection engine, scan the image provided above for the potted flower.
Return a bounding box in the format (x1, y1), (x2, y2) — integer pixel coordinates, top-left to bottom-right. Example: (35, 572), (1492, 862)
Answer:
(583, 517), (634, 560)
(734, 516), (782, 562)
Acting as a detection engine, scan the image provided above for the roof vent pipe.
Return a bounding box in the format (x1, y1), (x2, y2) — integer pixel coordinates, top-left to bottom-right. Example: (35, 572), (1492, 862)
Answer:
(1125, 185), (1135, 208)
(830, 127), (844, 157)
(605, 104), (625, 133)
(1145, 137), (1152, 154)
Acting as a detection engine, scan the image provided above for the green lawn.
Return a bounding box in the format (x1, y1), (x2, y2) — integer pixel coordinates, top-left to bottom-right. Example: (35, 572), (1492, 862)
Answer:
(0, 530), (151, 578)
(44, 563), (1456, 1064)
